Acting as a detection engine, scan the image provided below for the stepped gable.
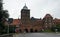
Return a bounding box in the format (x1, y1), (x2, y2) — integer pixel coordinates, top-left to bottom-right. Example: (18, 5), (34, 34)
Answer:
(43, 14), (53, 18)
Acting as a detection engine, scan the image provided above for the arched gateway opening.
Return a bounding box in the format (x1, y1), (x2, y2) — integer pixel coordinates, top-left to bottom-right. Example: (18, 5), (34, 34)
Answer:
(19, 29), (22, 33)
(30, 29), (33, 32)
(35, 29), (38, 32)
(24, 29), (28, 33)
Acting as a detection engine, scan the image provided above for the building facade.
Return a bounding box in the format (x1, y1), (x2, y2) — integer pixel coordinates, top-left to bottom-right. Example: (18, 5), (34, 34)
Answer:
(6, 4), (60, 33)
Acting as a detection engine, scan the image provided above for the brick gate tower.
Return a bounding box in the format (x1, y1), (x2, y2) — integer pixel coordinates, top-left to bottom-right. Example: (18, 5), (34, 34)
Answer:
(21, 4), (30, 25)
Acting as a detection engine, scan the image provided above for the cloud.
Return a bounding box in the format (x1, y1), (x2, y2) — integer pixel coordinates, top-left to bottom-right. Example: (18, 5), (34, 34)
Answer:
(3, 0), (60, 19)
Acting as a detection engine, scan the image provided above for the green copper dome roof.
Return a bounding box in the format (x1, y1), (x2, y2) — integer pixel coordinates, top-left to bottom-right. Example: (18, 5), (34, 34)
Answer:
(23, 4), (28, 9)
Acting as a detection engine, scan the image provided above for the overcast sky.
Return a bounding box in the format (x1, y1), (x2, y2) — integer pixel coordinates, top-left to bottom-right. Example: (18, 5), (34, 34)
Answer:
(3, 0), (60, 19)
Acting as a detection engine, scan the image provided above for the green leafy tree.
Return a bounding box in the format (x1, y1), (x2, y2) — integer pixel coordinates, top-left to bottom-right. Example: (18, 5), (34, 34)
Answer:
(56, 24), (60, 32)
(0, 0), (9, 34)
(9, 25), (16, 33)
(51, 24), (60, 32)
(0, 10), (9, 34)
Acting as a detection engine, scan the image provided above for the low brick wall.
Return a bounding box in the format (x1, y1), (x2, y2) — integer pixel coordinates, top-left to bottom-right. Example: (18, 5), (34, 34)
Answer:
(0, 34), (13, 37)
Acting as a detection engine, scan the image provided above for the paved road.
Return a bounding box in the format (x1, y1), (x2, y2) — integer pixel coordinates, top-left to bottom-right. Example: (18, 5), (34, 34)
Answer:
(13, 33), (60, 37)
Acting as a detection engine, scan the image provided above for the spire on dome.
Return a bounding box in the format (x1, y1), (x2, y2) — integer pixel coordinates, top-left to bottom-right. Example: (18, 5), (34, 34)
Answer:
(25, 3), (26, 6)
(23, 3), (28, 9)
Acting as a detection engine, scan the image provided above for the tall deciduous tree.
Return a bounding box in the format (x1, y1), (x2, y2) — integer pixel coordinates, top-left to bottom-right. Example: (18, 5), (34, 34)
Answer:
(0, 0), (9, 34)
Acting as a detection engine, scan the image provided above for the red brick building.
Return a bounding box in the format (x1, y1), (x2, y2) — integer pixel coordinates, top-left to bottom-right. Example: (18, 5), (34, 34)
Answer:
(5, 4), (60, 33)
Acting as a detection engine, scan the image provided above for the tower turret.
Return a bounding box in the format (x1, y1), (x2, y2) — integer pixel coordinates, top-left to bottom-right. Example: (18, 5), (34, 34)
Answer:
(21, 4), (30, 24)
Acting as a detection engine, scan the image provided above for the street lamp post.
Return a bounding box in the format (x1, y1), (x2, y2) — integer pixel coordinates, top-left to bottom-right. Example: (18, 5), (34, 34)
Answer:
(8, 22), (10, 34)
